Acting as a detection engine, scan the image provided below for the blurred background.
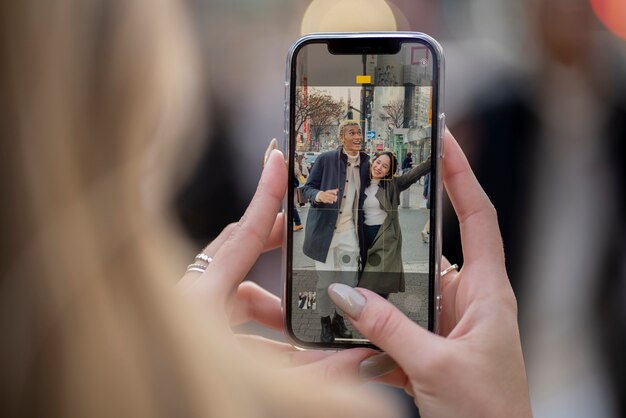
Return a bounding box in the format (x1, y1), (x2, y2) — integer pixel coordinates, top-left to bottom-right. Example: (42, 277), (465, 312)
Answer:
(174, 0), (626, 417)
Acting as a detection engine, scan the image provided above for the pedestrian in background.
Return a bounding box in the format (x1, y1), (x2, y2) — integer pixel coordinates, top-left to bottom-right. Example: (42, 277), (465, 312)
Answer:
(293, 155), (304, 231)
(401, 152), (413, 173)
(421, 172), (431, 243)
(297, 153), (309, 181)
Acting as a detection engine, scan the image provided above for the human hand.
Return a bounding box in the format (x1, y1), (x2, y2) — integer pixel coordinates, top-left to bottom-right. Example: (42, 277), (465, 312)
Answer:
(178, 139), (385, 380)
(318, 189), (339, 204)
(327, 129), (532, 417)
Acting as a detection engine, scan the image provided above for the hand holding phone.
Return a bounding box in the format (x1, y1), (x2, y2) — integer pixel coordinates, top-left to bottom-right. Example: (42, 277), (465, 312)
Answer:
(324, 130), (532, 417)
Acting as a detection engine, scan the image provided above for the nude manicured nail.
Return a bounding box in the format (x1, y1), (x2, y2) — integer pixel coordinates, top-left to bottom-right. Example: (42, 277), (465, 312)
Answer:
(359, 353), (398, 379)
(328, 283), (366, 320)
(263, 138), (278, 166)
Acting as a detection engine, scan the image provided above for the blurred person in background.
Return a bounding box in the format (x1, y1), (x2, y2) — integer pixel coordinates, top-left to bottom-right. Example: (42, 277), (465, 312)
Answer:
(443, 0), (626, 416)
(0, 1), (400, 416)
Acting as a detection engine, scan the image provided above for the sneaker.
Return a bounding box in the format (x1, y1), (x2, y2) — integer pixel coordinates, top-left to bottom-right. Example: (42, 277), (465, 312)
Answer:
(293, 224), (303, 231)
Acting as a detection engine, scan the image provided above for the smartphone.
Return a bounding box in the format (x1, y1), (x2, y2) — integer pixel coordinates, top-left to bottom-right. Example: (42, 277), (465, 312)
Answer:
(283, 32), (444, 349)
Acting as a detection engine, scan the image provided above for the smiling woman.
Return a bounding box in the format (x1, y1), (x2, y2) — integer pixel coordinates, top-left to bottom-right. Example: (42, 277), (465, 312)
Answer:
(370, 153), (395, 180)
(359, 153), (429, 298)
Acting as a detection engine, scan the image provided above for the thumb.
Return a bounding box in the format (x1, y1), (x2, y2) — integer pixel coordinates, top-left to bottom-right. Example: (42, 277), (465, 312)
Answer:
(328, 284), (443, 374)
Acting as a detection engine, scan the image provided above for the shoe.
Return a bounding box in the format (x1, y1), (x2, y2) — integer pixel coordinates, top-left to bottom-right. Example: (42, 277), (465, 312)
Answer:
(293, 224), (303, 231)
(320, 316), (334, 343)
(331, 313), (353, 339)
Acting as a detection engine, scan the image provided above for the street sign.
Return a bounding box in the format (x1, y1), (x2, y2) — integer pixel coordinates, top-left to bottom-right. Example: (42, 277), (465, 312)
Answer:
(366, 131), (376, 139)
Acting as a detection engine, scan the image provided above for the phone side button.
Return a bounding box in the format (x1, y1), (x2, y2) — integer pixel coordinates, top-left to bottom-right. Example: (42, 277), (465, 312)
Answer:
(438, 113), (446, 158)
(436, 295), (442, 312)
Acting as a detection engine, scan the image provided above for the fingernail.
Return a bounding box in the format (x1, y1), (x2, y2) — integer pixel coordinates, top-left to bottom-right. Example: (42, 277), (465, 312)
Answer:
(328, 283), (366, 320)
(263, 138), (278, 166)
(359, 353), (398, 379)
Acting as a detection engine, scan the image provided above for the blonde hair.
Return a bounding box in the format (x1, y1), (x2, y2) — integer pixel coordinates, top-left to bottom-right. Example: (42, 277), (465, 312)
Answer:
(0, 1), (392, 417)
(338, 119), (361, 139)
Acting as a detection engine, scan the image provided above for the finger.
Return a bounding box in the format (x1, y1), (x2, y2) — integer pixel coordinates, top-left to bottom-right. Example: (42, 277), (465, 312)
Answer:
(230, 281), (283, 330)
(371, 365), (410, 389)
(197, 149), (287, 303)
(263, 213), (285, 252)
(180, 213), (282, 290)
(437, 255), (461, 336)
(440, 255), (460, 284)
(442, 129), (505, 273)
(328, 284), (444, 378)
(290, 349), (409, 388)
(289, 348), (378, 381)
(440, 274), (462, 336)
(236, 334), (296, 358)
(178, 222), (238, 287)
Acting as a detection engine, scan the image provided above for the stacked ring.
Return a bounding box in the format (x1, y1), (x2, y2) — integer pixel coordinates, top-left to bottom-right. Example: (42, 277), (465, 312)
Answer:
(186, 263), (208, 273)
(195, 253), (213, 264)
(185, 252), (213, 274)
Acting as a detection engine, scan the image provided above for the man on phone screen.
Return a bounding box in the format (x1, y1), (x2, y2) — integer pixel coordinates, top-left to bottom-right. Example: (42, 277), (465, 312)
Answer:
(301, 120), (370, 343)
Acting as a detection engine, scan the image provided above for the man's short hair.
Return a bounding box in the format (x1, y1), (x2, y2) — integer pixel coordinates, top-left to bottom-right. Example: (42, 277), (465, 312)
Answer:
(338, 120), (360, 139)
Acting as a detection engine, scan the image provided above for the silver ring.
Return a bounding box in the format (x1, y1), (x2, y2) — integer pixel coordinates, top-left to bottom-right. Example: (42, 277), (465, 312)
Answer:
(195, 253), (213, 264)
(186, 263), (208, 273)
(441, 264), (459, 277)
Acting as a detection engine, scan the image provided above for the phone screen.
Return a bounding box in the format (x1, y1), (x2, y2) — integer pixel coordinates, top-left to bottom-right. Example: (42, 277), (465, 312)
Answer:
(286, 35), (442, 348)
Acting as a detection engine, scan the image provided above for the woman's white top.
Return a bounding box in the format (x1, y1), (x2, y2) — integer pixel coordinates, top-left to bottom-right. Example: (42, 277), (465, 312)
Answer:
(363, 180), (387, 226)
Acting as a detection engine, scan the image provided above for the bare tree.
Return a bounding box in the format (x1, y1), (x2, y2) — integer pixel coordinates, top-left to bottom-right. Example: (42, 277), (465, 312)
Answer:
(294, 88), (344, 149)
(379, 99), (404, 128)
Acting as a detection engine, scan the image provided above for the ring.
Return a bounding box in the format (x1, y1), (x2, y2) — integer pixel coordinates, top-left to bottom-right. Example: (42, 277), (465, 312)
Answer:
(186, 263), (208, 273)
(441, 264), (459, 277)
(195, 253), (213, 264)
(185, 252), (213, 274)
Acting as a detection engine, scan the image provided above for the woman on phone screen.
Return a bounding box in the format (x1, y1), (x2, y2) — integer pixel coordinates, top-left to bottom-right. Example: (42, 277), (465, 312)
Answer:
(359, 152), (430, 298)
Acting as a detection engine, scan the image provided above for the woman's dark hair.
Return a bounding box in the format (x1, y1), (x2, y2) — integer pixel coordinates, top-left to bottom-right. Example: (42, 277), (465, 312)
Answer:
(369, 151), (397, 185)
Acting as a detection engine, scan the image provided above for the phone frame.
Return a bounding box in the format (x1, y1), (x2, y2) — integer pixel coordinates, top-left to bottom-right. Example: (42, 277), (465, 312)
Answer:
(282, 32), (445, 350)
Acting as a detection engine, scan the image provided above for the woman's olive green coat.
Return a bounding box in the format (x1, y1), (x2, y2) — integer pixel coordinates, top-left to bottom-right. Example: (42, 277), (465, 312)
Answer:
(358, 159), (431, 294)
